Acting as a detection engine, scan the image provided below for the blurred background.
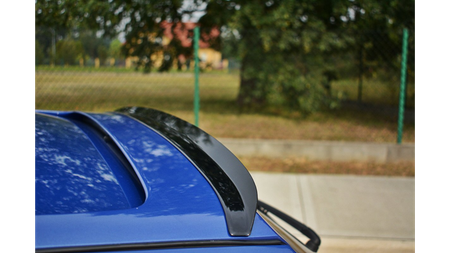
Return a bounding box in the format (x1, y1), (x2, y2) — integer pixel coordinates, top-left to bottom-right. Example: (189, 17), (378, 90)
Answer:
(35, 0), (414, 175)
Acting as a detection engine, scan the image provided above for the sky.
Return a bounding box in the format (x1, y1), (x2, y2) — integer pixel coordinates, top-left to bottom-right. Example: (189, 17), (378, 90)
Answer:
(180, 0), (207, 22)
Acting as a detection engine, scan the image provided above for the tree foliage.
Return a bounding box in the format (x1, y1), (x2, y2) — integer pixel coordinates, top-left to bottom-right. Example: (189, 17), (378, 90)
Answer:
(35, 40), (45, 65)
(55, 39), (84, 65)
(36, 0), (414, 113)
(198, 0), (413, 113)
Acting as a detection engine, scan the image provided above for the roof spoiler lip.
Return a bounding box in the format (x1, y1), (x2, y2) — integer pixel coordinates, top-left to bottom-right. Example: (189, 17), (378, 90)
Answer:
(115, 106), (258, 237)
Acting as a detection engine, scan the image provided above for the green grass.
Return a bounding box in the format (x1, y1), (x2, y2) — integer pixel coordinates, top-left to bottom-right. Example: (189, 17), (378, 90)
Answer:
(36, 72), (193, 110)
(35, 70), (414, 143)
(333, 78), (415, 108)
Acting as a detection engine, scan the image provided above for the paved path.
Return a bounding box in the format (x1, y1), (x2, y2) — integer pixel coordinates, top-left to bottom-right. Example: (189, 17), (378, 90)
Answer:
(250, 172), (415, 253)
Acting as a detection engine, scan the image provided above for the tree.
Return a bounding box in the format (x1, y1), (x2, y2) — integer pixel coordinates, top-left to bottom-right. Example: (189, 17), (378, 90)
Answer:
(109, 39), (123, 60)
(36, 0), (126, 37)
(201, 0), (413, 112)
(55, 39), (84, 65)
(199, 0), (353, 112)
(35, 40), (45, 65)
(36, 0), (414, 112)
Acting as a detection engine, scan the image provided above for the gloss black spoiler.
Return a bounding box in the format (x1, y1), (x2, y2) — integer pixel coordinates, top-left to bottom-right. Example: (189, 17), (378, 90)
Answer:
(115, 107), (258, 237)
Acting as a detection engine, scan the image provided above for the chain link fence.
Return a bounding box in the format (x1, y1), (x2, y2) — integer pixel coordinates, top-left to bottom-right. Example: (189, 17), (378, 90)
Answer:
(35, 24), (414, 143)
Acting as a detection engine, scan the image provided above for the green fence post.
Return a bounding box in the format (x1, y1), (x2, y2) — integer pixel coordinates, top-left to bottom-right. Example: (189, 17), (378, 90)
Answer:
(397, 28), (409, 144)
(194, 26), (200, 127)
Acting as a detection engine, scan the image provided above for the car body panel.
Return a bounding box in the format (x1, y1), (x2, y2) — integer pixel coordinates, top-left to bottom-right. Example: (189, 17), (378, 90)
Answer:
(92, 245), (296, 253)
(35, 110), (282, 250)
(115, 107), (258, 236)
(35, 113), (142, 215)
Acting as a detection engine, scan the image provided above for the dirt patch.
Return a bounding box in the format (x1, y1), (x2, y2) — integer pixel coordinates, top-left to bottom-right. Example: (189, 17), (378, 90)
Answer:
(238, 156), (414, 177)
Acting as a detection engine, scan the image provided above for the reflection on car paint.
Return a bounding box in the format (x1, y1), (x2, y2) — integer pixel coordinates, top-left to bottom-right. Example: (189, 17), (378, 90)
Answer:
(35, 111), (281, 250)
(115, 107), (257, 236)
(35, 114), (129, 214)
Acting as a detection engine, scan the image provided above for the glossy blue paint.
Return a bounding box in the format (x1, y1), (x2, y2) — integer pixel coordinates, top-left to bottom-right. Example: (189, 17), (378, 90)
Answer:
(96, 245), (296, 253)
(35, 113), (133, 214)
(35, 111), (283, 250)
(117, 107), (258, 237)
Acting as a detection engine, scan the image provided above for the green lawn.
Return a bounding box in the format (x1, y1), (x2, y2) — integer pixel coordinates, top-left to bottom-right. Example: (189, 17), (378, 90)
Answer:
(333, 78), (415, 108)
(35, 69), (414, 143)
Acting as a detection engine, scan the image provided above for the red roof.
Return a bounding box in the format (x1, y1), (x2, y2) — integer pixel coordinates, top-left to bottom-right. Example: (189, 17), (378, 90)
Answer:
(160, 21), (220, 49)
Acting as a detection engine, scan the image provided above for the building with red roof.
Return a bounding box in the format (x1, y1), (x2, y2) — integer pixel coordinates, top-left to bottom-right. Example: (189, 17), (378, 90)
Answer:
(125, 22), (227, 71)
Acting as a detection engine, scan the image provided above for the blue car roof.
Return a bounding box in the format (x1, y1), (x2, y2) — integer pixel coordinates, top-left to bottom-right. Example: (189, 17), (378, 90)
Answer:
(35, 109), (284, 251)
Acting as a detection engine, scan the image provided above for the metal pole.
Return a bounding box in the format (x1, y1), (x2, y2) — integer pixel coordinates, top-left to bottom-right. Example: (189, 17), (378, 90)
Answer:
(194, 26), (200, 127)
(397, 28), (409, 144)
(358, 44), (363, 102)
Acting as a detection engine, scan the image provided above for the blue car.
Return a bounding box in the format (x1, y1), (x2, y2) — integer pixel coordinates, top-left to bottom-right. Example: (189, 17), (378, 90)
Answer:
(35, 107), (321, 253)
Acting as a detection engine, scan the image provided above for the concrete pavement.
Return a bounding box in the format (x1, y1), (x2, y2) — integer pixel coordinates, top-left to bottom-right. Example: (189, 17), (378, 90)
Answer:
(250, 172), (415, 253)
